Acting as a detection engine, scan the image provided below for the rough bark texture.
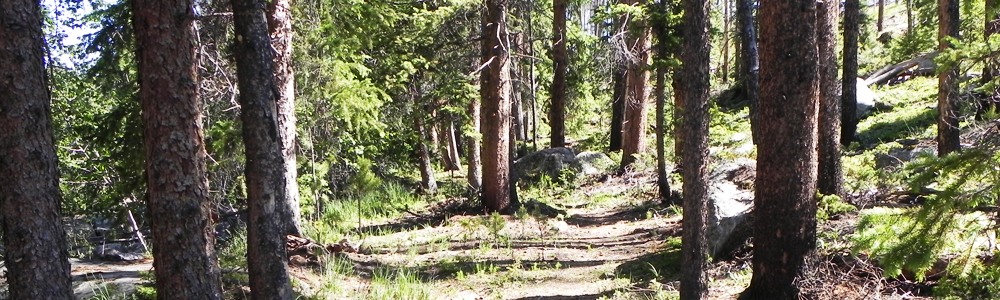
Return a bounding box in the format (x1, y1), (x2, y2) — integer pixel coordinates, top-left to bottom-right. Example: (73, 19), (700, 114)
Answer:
(467, 86), (483, 190)
(739, 0), (819, 299)
(266, 0), (302, 237)
(481, 0), (512, 213)
(675, 0), (711, 298)
(654, 59), (671, 200)
(938, 0), (960, 156)
(416, 107), (439, 193)
(736, 0), (760, 144)
(621, 1), (652, 168)
(443, 118), (463, 172)
(878, 0), (885, 32)
(842, 0), (861, 144)
(0, 0), (74, 298)
(609, 68), (626, 151)
(816, 0), (844, 197)
(550, 0), (568, 148)
(133, 0), (224, 298)
(232, 0), (294, 298)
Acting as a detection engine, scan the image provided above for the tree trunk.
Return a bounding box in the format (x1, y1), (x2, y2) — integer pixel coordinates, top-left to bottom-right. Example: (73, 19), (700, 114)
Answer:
(654, 56), (671, 201)
(878, 0), (885, 33)
(621, 2), (652, 168)
(907, 0), (914, 35)
(979, 0), (999, 120)
(739, 0), (819, 298)
(467, 83), (483, 190)
(817, 0), (844, 197)
(842, 0), (861, 144)
(133, 0), (224, 297)
(231, 0), (294, 298)
(0, 1), (74, 298)
(736, 0), (760, 144)
(266, 0), (301, 238)
(511, 33), (528, 143)
(551, 0), (568, 148)
(721, 0), (731, 84)
(442, 117), (463, 172)
(416, 111), (439, 193)
(482, 0), (513, 213)
(675, 0), (711, 298)
(938, 0), (960, 156)
(610, 68), (627, 151)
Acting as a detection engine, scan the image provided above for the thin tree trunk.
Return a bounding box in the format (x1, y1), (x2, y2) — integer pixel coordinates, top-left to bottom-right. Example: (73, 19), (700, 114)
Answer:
(938, 0), (960, 156)
(721, 0), (731, 84)
(467, 82), (483, 190)
(878, 0), (885, 33)
(676, 0), (711, 297)
(0, 0), (74, 297)
(482, 0), (513, 213)
(266, 0), (301, 238)
(610, 68), (627, 151)
(551, 0), (568, 148)
(817, 0), (844, 197)
(621, 1), (652, 168)
(232, 0), (294, 297)
(980, 0), (1000, 120)
(528, 10), (539, 150)
(736, 0), (760, 144)
(907, 0), (914, 35)
(416, 110), (439, 193)
(740, 0), (819, 298)
(443, 117), (463, 172)
(842, 0), (861, 144)
(134, 0), (224, 297)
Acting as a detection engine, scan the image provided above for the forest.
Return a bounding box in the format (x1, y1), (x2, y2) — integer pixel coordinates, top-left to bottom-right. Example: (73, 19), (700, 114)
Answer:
(2, 0), (1000, 299)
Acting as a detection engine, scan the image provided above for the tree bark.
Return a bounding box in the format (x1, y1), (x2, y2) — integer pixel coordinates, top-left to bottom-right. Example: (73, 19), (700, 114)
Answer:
(482, 0), (513, 213)
(266, 0), (302, 238)
(467, 83), (483, 190)
(231, 0), (294, 298)
(817, 0), (844, 197)
(878, 0), (885, 33)
(550, 0), (568, 148)
(907, 0), (914, 35)
(133, 0), (224, 297)
(0, 0), (74, 298)
(736, 0), (760, 144)
(980, 0), (1000, 120)
(610, 68), (627, 151)
(675, 0), (711, 298)
(721, 0), (731, 83)
(621, 1), (652, 168)
(416, 100), (439, 193)
(938, 0), (960, 156)
(842, 0), (861, 144)
(442, 117), (463, 172)
(739, 0), (819, 298)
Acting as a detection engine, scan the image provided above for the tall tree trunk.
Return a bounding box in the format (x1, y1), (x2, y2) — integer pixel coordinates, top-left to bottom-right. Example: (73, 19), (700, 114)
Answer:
(621, 1), (652, 168)
(979, 0), (1000, 119)
(842, 0), (861, 144)
(610, 68), (627, 151)
(817, 0), (844, 197)
(655, 59), (671, 200)
(0, 0), (74, 298)
(467, 87), (483, 190)
(736, 0), (760, 144)
(739, 0), (819, 298)
(416, 110), (439, 193)
(231, 0), (294, 298)
(482, 0), (513, 213)
(551, 0), (568, 148)
(878, 0), (885, 33)
(266, 0), (301, 238)
(938, 0), (960, 156)
(528, 9), (539, 150)
(511, 33), (528, 142)
(133, 0), (224, 297)
(907, 0), (914, 35)
(721, 0), (731, 84)
(675, 0), (711, 298)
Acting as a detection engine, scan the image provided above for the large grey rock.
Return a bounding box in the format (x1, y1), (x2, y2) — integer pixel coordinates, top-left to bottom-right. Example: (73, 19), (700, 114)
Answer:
(857, 78), (878, 117)
(707, 159), (756, 259)
(875, 145), (936, 169)
(575, 151), (614, 175)
(513, 147), (579, 182)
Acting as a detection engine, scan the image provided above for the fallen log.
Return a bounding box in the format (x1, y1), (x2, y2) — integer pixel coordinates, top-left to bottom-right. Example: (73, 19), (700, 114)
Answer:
(865, 51), (938, 86)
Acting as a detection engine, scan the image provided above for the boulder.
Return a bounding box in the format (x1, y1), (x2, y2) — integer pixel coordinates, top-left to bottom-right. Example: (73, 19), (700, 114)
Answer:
(857, 78), (878, 118)
(513, 148), (613, 183)
(706, 159), (756, 259)
(875, 143), (936, 169)
(575, 151), (614, 176)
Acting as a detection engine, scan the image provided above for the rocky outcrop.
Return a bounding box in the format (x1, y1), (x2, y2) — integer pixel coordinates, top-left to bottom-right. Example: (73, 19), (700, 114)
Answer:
(512, 148), (613, 183)
(706, 159), (756, 260)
